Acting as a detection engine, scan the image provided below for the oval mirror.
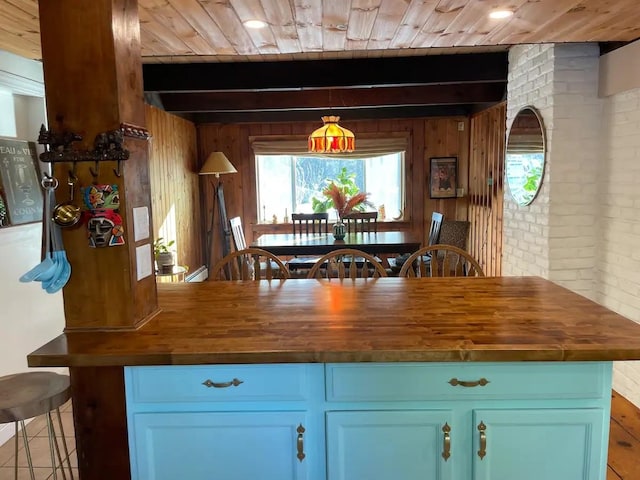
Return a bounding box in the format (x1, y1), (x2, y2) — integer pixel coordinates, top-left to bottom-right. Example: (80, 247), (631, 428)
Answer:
(505, 106), (546, 206)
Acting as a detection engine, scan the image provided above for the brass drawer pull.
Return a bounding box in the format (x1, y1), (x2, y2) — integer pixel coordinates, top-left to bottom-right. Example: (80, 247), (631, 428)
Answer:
(477, 421), (487, 460)
(202, 378), (244, 388)
(296, 424), (306, 462)
(442, 422), (451, 461)
(448, 377), (490, 388)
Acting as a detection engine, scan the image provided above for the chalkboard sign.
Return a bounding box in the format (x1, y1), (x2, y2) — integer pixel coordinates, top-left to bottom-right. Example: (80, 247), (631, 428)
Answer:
(0, 138), (43, 226)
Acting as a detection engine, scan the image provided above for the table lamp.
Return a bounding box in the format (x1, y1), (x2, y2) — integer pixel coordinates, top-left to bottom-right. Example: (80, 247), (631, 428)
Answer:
(199, 152), (237, 274)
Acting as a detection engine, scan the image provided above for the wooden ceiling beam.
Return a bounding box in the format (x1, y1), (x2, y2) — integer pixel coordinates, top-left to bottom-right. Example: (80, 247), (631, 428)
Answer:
(142, 52), (508, 92)
(187, 105), (475, 124)
(159, 83), (506, 113)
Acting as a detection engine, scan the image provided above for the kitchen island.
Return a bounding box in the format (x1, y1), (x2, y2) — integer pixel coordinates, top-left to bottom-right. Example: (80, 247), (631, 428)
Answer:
(28, 277), (640, 480)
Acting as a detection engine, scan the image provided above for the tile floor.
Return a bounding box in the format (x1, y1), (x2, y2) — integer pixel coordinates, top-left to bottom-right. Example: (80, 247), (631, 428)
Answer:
(0, 399), (77, 480)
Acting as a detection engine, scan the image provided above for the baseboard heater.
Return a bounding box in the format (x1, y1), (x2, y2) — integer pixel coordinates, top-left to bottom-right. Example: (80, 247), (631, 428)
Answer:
(185, 265), (207, 282)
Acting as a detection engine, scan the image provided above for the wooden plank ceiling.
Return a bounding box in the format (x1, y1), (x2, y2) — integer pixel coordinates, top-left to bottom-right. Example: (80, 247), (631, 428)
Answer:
(2, 0), (639, 122)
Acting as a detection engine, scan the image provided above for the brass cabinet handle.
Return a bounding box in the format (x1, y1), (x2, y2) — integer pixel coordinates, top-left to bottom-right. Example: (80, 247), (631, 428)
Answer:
(442, 422), (451, 461)
(477, 421), (487, 460)
(448, 377), (490, 388)
(202, 378), (244, 388)
(296, 424), (306, 462)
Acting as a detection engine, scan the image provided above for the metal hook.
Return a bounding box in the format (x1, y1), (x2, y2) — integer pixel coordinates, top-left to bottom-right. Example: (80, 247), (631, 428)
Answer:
(41, 172), (59, 190)
(68, 161), (79, 182)
(89, 160), (100, 178)
(113, 160), (122, 177)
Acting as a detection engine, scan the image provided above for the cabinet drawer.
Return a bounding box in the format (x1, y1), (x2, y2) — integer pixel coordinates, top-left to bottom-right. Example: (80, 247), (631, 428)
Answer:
(128, 364), (309, 403)
(326, 362), (610, 402)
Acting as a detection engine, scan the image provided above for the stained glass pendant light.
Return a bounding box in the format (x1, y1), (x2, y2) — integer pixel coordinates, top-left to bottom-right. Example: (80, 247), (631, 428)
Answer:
(308, 115), (355, 153)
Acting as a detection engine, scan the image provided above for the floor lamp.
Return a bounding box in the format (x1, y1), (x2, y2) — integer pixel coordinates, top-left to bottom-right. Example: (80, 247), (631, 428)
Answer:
(199, 152), (237, 275)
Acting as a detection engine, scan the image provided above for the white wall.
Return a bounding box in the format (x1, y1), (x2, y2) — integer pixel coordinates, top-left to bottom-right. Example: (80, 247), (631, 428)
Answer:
(0, 50), (65, 446)
(598, 40), (640, 407)
(504, 41), (640, 407)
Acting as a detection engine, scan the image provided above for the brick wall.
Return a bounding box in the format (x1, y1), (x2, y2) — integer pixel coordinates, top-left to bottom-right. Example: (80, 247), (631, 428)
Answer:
(504, 43), (601, 299)
(546, 45), (601, 297)
(503, 44), (554, 278)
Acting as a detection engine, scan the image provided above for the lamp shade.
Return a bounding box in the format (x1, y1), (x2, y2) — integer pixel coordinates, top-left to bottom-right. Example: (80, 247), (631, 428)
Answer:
(308, 116), (355, 153)
(199, 152), (237, 176)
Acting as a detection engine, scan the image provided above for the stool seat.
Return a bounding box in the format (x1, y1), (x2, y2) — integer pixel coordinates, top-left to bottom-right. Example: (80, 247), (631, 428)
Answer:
(0, 371), (74, 480)
(0, 372), (71, 423)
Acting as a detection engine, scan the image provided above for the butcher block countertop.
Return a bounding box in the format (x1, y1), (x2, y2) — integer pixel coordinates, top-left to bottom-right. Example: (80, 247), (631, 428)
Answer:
(27, 277), (640, 367)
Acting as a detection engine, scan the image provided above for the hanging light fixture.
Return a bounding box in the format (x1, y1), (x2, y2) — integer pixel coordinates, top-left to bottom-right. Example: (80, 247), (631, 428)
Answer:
(308, 115), (355, 153)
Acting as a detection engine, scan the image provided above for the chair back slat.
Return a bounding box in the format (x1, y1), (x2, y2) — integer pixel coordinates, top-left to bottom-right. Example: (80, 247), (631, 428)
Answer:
(307, 248), (387, 279)
(399, 244), (485, 278)
(229, 216), (247, 251)
(428, 212), (444, 246)
(343, 211), (378, 234)
(211, 248), (290, 281)
(292, 213), (329, 235)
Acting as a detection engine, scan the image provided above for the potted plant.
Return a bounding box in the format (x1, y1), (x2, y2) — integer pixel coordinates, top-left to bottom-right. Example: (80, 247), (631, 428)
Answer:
(153, 237), (175, 273)
(311, 167), (362, 214)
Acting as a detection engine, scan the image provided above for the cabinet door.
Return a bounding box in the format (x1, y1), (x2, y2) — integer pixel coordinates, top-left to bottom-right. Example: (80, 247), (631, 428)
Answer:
(473, 409), (606, 480)
(326, 410), (453, 480)
(131, 411), (310, 480)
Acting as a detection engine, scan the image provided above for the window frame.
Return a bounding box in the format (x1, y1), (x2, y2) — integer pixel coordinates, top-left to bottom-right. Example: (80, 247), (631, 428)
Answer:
(255, 153), (405, 222)
(250, 133), (411, 224)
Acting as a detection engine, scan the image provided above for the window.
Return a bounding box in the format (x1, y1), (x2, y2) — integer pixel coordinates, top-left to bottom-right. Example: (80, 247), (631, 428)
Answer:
(256, 152), (404, 222)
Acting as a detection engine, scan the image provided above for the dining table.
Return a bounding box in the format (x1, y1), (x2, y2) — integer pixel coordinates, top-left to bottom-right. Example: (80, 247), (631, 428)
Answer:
(250, 230), (421, 256)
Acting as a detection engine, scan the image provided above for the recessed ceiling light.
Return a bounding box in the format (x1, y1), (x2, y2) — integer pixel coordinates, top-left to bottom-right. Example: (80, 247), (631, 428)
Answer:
(489, 10), (514, 19)
(244, 19), (267, 29)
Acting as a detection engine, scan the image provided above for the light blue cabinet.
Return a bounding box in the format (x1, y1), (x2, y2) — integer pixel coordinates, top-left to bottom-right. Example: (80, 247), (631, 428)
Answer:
(125, 362), (612, 480)
(473, 409), (607, 480)
(125, 364), (323, 480)
(326, 410), (453, 480)
(132, 411), (309, 480)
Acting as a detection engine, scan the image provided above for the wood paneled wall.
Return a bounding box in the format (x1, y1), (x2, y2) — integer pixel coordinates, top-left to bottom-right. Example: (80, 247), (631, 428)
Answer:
(197, 117), (469, 269)
(146, 105), (201, 274)
(469, 103), (506, 277)
(144, 109), (504, 277)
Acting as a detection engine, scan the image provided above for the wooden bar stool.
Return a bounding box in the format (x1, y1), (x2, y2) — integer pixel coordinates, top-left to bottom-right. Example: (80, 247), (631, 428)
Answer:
(0, 372), (74, 480)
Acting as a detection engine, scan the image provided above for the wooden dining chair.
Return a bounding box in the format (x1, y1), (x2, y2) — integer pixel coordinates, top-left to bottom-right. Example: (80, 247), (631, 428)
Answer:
(343, 211), (378, 234)
(291, 212), (329, 235)
(389, 211), (444, 274)
(427, 212), (444, 246)
(288, 212), (329, 274)
(211, 247), (290, 280)
(398, 244), (484, 278)
(306, 248), (387, 279)
(229, 216), (247, 251)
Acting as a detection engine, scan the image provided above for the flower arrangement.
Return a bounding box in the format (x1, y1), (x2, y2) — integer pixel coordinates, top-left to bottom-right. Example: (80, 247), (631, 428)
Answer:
(322, 181), (373, 220)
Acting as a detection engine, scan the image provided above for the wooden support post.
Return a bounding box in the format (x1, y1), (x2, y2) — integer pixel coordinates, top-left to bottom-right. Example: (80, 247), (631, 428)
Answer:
(38, 2), (153, 477)
(70, 367), (130, 480)
(38, 0), (158, 331)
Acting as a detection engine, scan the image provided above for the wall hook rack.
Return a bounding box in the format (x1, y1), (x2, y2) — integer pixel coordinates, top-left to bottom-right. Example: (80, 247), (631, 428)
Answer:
(37, 125), (131, 178)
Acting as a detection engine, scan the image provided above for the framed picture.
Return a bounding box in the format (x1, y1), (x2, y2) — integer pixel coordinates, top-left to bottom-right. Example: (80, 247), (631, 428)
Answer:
(0, 138), (43, 227)
(429, 156), (457, 199)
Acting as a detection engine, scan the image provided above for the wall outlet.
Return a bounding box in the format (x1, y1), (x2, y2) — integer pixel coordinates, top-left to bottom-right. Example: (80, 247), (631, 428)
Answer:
(457, 121), (464, 131)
